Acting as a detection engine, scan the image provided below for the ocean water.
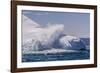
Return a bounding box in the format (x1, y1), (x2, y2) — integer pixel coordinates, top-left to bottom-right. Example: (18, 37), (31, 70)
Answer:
(22, 46), (90, 62)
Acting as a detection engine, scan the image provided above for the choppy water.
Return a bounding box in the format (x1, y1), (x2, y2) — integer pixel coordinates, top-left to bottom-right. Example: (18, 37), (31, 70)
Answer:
(22, 49), (90, 62)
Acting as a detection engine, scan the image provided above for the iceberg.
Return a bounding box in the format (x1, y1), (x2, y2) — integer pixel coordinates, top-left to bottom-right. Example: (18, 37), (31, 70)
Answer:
(22, 24), (64, 51)
(22, 15), (86, 54)
(59, 36), (86, 50)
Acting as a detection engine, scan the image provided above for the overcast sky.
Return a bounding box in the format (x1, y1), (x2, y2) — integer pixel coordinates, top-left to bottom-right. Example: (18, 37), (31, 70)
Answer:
(22, 10), (90, 38)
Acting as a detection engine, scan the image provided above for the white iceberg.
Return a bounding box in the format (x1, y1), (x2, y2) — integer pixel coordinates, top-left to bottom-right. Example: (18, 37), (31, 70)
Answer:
(59, 36), (86, 50)
(22, 15), (86, 54)
(22, 24), (64, 51)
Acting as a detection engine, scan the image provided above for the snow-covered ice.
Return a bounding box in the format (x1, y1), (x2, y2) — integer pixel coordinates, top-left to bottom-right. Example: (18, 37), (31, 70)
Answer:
(59, 36), (86, 50)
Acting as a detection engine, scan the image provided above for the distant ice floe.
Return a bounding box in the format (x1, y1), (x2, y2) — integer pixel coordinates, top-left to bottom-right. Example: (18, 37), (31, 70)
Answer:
(22, 15), (87, 54)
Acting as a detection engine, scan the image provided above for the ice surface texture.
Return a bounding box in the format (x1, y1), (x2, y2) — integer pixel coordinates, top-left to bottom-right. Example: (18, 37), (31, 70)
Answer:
(59, 36), (86, 50)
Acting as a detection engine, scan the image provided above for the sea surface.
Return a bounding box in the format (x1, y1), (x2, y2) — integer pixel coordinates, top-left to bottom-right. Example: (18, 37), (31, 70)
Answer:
(22, 46), (90, 62)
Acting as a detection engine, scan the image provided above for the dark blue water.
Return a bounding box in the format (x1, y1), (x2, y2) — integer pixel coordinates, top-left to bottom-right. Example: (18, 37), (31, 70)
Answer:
(22, 50), (90, 62)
